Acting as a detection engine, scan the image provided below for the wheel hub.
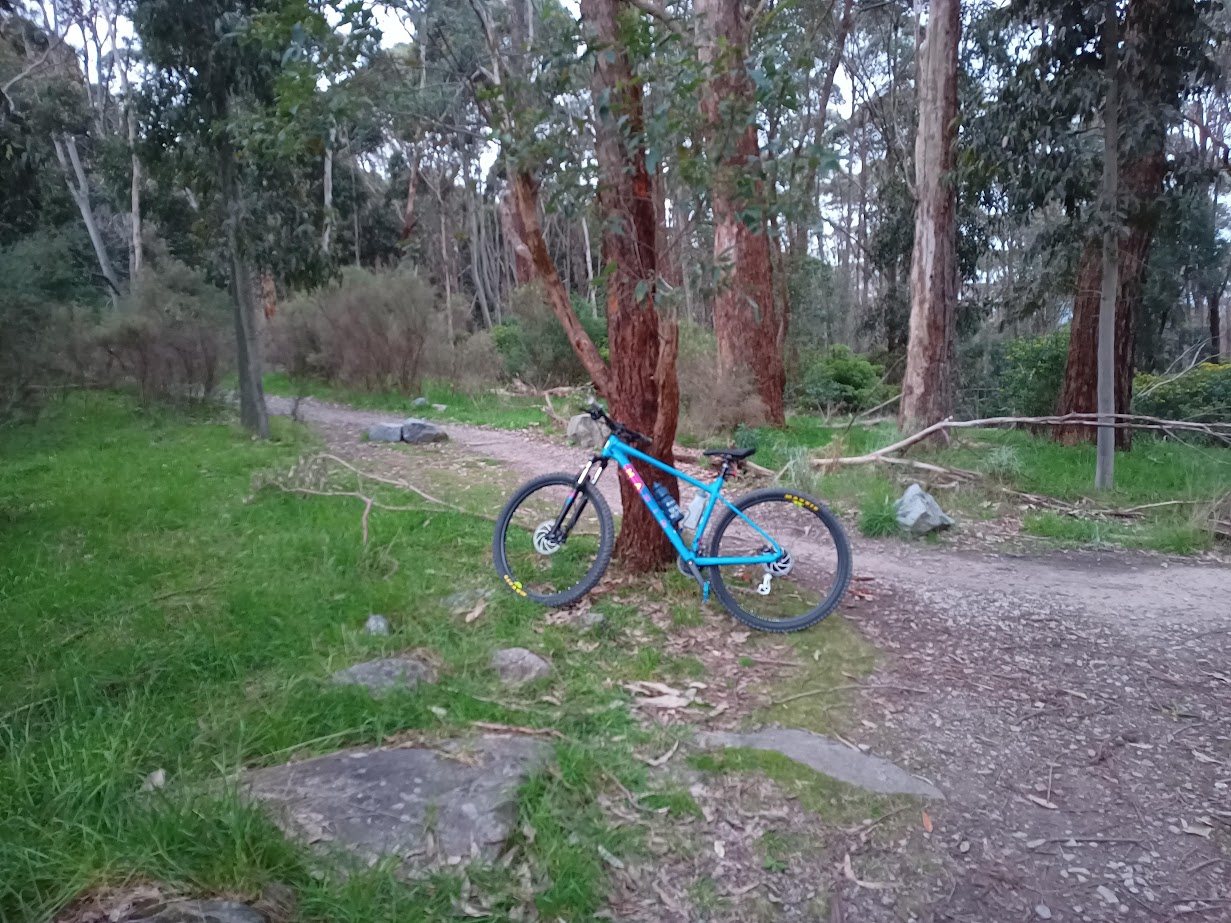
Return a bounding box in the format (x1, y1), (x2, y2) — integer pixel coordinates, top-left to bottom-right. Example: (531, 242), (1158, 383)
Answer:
(533, 522), (563, 555)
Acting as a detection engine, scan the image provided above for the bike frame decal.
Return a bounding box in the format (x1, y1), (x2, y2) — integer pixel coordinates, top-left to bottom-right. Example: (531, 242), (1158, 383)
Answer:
(603, 435), (782, 567)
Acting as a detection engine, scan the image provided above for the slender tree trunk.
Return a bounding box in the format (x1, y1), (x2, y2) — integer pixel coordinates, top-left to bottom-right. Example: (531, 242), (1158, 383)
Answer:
(127, 105), (143, 279)
(53, 134), (124, 296)
(221, 141), (269, 438)
(1095, 0), (1119, 490)
(323, 126), (335, 256)
(399, 147), (419, 243)
(581, 213), (597, 315)
(696, 0), (786, 425)
(1211, 293), (1223, 362)
(468, 177), (494, 329)
(899, 0), (960, 433)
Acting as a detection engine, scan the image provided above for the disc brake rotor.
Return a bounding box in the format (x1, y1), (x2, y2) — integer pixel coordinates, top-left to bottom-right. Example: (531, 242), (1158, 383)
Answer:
(533, 522), (563, 555)
(764, 548), (794, 577)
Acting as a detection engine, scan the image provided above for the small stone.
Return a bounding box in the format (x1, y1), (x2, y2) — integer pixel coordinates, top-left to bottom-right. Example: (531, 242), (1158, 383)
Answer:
(566, 413), (610, 450)
(363, 615), (390, 635)
(140, 768), (167, 792)
(1035, 905), (1053, 920)
(332, 656), (436, 694)
(1097, 885), (1118, 904)
(401, 419), (448, 444)
(367, 422), (404, 443)
(959, 840), (970, 853)
(431, 404), (447, 412)
(490, 648), (552, 685)
(411, 397), (429, 407)
(442, 588), (494, 614)
(577, 610), (607, 629)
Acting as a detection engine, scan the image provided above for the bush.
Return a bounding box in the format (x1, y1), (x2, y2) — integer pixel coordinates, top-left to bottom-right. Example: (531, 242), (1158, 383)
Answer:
(790, 346), (891, 415)
(95, 259), (231, 404)
(961, 330), (1069, 418)
(491, 284), (608, 388)
(674, 323), (767, 438)
(1133, 363), (1231, 424)
(270, 267), (493, 396)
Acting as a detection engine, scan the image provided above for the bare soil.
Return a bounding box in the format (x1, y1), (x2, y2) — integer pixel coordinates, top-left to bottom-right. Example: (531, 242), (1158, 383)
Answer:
(271, 397), (1231, 922)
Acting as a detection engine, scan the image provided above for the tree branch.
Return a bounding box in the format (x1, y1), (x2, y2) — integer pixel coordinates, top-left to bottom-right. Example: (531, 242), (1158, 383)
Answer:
(628, 0), (684, 36)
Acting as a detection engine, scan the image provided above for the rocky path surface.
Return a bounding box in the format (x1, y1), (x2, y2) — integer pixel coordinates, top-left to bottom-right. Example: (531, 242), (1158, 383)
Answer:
(270, 395), (1231, 922)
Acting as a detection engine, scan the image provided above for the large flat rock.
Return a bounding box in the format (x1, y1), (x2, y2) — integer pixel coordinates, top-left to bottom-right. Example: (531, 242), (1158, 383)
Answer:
(696, 728), (943, 800)
(243, 735), (548, 870)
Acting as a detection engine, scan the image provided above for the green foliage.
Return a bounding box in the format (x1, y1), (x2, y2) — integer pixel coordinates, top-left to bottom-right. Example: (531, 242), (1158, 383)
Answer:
(858, 494), (899, 537)
(961, 330), (1070, 418)
(790, 345), (890, 414)
(1133, 363), (1231, 424)
(980, 444), (1026, 481)
(491, 284), (607, 388)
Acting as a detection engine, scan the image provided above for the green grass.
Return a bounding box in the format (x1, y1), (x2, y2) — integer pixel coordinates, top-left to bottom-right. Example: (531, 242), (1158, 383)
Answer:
(1, 393), (870, 921)
(263, 373), (549, 430)
(746, 413), (1230, 554)
(858, 493), (900, 537)
(0, 394), (654, 920)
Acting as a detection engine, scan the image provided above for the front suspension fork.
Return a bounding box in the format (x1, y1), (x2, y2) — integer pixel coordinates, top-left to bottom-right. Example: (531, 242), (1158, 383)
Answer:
(549, 457), (607, 541)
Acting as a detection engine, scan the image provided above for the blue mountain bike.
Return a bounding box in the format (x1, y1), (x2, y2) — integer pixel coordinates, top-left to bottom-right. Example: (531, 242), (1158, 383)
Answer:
(493, 402), (851, 632)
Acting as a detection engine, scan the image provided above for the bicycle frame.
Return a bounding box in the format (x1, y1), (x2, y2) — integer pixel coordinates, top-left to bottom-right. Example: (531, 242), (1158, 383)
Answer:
(586, 434), (783, 568)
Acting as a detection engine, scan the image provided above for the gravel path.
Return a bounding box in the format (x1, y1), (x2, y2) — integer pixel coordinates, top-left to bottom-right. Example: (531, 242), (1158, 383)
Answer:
(271, 395), (1231, 922)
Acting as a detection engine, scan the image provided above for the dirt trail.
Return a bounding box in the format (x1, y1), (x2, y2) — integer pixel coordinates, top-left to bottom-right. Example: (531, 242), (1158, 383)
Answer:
(272, 396), (1231, 922)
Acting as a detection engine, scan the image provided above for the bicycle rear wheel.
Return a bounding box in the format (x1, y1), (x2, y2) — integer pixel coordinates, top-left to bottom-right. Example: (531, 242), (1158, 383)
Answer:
(492, 473), (614, 607)
(707, 488), (851, 633)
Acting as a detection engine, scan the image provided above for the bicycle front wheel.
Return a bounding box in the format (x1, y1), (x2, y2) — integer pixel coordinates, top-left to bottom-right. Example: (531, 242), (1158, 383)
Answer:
(707, 488), (851, 633)
(493, 473), (614, 607)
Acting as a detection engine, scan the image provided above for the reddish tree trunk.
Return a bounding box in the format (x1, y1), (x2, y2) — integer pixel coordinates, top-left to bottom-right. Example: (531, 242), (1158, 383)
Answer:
(582, 0), (679, 571)
(899, 0), (960, 433)
(697, 0), (786, 425)
(1055, 152), (1165, 449)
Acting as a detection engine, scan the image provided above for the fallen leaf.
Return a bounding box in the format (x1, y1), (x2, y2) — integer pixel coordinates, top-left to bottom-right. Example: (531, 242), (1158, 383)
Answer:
(638, 694), (693, 709)
(641, 741), (680, 767)
(597, 845), (624, 869)
(842, 854), (897, 890)
(465, 600), (487, 623)
(729, 631), (750, 644)
(921, 811), (933, 833)
(1193, 751), (1222, 765)
(1026, 838), (1046, 849)
(1182, 820), (1213, 838)
(713, 840), (725, 858)
(1027, 795), (1059, 810)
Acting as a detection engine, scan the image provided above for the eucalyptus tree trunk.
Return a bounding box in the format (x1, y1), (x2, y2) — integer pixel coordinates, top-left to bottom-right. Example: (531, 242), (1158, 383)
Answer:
(322, 125), (335, 257)
(696, 0), (786, 425)
(221, 143), (269, 438)
(53, 134), (124, 296)
(1095, 0), (1119, 490)
(899, 0), (960, 434)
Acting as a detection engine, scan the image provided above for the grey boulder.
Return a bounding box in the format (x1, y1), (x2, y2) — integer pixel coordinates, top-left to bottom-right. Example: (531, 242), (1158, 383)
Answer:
(367, 422), (404, 443)
(402, 419), (448, 444)
(243, 736), (549, 868)
(566, 413), (609, 450)
(332, 656), (436, 694)
(895, 483), (955, 535)
(490, 648), (552, 685)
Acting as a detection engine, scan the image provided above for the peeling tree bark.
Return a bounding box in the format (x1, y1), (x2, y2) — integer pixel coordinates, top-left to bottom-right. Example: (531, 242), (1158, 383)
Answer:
(696, 0), (786, 425)
(899, 0), (960, 434)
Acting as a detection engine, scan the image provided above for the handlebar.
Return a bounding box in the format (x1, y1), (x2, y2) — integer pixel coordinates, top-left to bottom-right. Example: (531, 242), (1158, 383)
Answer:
(587, 400), (653, 446)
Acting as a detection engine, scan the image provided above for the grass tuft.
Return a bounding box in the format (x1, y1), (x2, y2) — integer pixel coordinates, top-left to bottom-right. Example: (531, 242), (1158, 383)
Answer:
(858, 493), (900, 537)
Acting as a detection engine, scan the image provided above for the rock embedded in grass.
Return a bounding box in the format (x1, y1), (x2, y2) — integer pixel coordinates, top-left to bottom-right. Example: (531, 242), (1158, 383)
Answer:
(363, 614), (390, 635)
(331, 656), (436, 694)
(412, 396), (429, 407)
(490, 647), (552, 685)
(243, 736), (549, 869)
(123, 899), (268, 923)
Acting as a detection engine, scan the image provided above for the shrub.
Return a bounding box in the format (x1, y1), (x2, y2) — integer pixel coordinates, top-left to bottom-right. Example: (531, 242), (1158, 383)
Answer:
(1133, 363), (1231, 424)
(961, 330), (1070, 418)
(790, 346), (890, 415)
(270, 267), (493, 396)
(95, 259), (231, 404)
(980, 444), (1025, 481)
(674, 326), (767, 438)
(491, 284), (608, 388)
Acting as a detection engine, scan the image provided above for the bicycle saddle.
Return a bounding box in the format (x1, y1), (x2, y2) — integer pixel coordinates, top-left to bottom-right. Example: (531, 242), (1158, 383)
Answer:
(703, 447), (756, 460)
